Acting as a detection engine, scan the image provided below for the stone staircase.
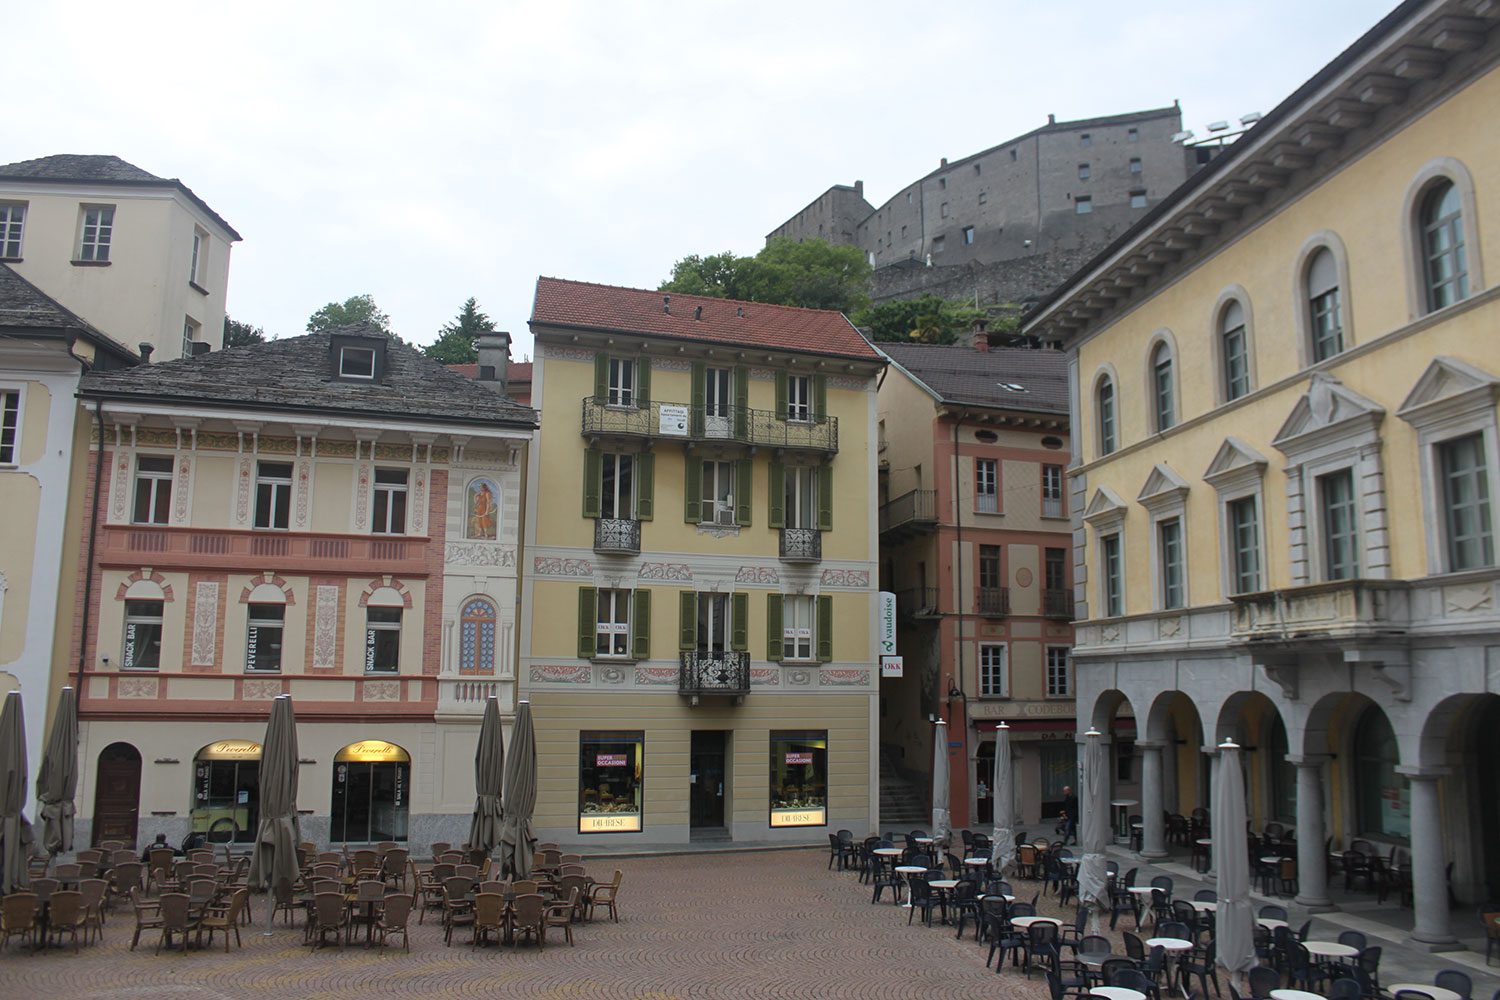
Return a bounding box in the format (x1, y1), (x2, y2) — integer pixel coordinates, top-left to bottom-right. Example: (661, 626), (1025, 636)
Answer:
(878, 750), (929, 829)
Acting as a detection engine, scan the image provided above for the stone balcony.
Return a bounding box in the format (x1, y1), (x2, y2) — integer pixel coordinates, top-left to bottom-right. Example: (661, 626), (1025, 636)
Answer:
(98, 524), (430, 577)
(1229, 579), (1411, 644)
(434, 675), (511, 721)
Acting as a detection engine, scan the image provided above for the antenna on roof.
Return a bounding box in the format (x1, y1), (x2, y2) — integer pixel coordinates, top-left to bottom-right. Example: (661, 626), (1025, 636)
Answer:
(662, 295), (670, 314)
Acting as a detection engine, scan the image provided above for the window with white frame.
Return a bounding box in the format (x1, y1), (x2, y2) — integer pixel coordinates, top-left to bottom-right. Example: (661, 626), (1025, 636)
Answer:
(1042, 464), (1065, 517)
(245, 603), (285, 672)
(784, 465), (817, 529)
(595, 589), (632, 658)
(1096, 375), (1117, 456)
(0, 202), (24, 258)
(77, 205), (114, 262)
(0, 389), (20, 464)
(1129, 190), (1147, 209)
(978, 644), (1008, 697)
(181, 316), (200, 360)
(1438, 433), (1494, 571)
(786, 375), (812, 422)
(372, 468), (409, 534)
(132, 455), (174, 525)
(1101, 533), (1122, 617)
(782, 594), (814, 661)
(1227, 496), (1262, 594)
(1158, 517), (1185, 608)
(1221, 301), (1250, 401)
(975, 459), (998, 513)
(608, 357), (636, 407)
(122, 599), (164, 670)
(254, 462), (293, 530)
(339, 346), (376, 379)
(1319, 469), (1359, 581)
(1075, 196), (1093, 215)
(1151, 342), (1175, 431)
(189, 228), (207, 286)
(1420, 181), (1468, 312)
(1205, 436), (1270, 600)
(601, 453), (635, 519)
(364, 607), (402, 672)
(1307, 248), (1344, 362)
(1045, 646), (1071, 697)
(700, 460), (737, 524)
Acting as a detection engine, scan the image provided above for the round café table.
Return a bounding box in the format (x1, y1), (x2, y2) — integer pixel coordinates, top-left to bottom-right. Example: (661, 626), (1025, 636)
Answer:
(1302, 941), (1359, 960)
(1270, 991), (1327, 1000)
(1092, 988), (1145, 1000)
(1189, 899), (1217, 912)
(1011, 915), (1062, 930)
(1110, 799), (1138, 841)
(873, 848), (901, 857)
(895, 865), (926, 907)
(1386, 986), (1457, 1000)
(1257, 917), (1288, 931)
(1146, 936), (1194, 994)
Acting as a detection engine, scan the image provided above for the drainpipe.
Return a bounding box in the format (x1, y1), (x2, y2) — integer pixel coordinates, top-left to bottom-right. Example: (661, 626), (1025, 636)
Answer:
(77, 394), (105, 694)
(949, 414), (970, 823)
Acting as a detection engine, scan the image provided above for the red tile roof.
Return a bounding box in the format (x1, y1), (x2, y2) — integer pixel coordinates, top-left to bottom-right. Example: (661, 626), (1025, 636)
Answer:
(529, 277), (882, 362)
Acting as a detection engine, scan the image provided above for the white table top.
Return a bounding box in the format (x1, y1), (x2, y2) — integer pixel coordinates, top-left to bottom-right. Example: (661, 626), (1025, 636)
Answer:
(1196, 838), (1213, 846)
(977, 893), (1016, 902)
(1144, 937), (1194, 951)
(873, 848), (901, 856)
(928, 880), (959, 889)
(1110, 799), (1138, 807)
(963, 857), (990, 865)
(895, 866), (927, 874)
(1128, 885), (1161, 893)
(1261, 856), (1286, 864)
(1270, 990), (1327, 1000)
(914, 837), (935, 844)
(1011, 915), (1062, 928)
(1257, 917), (1288, 930)
(1388, 985), (1458, 1000)
(1303, 940), (1359, 958)
(1092, 988), (1146, 1000)
(1189, 900), (1218, 911)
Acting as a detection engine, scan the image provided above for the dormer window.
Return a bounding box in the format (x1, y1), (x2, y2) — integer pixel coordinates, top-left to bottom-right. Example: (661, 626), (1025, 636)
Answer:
(340, 346), (376, 379)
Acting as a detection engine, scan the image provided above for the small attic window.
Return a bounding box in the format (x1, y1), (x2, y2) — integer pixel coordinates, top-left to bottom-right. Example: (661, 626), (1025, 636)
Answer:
(340, 346), (377, 379)
(997, 382), (1028, 393)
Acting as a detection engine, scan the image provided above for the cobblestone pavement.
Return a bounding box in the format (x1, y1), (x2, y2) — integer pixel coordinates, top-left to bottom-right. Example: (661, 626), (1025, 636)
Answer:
(0, 850), (1052, 1000)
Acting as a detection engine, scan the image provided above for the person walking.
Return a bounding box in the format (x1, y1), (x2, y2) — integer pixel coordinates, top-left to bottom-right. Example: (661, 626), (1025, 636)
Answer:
(1059, 785), (1079, 845)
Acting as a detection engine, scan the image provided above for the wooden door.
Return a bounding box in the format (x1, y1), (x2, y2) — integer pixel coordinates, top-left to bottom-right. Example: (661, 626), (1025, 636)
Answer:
(93, 742), (142, 846)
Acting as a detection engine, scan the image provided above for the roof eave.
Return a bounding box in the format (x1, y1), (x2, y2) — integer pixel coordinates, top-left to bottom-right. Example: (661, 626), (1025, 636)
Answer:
(528, 319), (886, 369)
(75, 386), (538, 430)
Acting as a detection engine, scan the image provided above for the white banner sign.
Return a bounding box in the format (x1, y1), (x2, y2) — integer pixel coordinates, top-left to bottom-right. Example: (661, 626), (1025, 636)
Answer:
(880, 655), (904, 678)
(658, 404), (689, 436)
(877, 591), (897, 658)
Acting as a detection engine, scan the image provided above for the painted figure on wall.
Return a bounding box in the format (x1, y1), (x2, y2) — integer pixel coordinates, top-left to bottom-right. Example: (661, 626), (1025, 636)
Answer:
(467, 479), (498, 540)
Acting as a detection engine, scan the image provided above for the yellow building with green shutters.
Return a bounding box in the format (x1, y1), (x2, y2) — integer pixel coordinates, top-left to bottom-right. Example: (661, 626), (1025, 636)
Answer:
(520, 278), (886, 846)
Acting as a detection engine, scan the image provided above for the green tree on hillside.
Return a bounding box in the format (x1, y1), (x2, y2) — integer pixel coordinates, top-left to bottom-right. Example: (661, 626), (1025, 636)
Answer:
(222, 317), (266, 347)
(307, 294), (392, 334)
(850, 295), (985, 345)
(423, 297), (493, 365)
(659, 238), (871, 313)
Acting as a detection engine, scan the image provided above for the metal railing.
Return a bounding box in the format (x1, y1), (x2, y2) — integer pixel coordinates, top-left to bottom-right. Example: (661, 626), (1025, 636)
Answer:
(679, 650), (750, 698)
(976, 587), (1010, 617)
(779, 528), (822, 562)
(879, 489), (937, 534)
(581, 397), (837, 453)
(895, 587), (942, 619)
(1043, 588), (1075, 619)
(593, 517), (641, 554)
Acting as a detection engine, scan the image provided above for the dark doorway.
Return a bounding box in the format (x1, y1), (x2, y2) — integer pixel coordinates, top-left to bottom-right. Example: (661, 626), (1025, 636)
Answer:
(1473, 698), (1500, 899)
(93, 742), (142, 846)
(690, 731), (727, 830)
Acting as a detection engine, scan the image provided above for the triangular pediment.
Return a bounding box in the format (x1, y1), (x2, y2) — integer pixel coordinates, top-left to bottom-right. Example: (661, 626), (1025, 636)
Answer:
(1203, 437), (1269, 488)
(1082, 485), (1128, 528)
(1272, 372), (1385, 453)
(1136, 463), (1190, 515)
(1396, 356), (1500, 424)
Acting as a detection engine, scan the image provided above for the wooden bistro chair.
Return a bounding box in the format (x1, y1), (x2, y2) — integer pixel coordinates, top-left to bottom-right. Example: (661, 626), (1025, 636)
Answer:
(588, 869), (623, 922)
(77, 877), (109, 943)
(310, 892), (348, 950)
(46, 890), (89, 953)
(127, 887), (163, 951)
(375, 894), (414, 952)
(0, 892), (38, 952)
(471, 893), (506, 949)
(196, 888), (249, 952)
(545, 887), (580, 947)
(154, 893), (195, 955)
(511, 893), (547, 948)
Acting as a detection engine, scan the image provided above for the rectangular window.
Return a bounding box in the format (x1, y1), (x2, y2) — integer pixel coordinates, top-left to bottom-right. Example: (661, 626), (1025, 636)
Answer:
(189, 228), (207, 285)
(1075, 196), (1093, 215)
(254, 461), (293, 530)
(339, 346), (376, 379)
(1223, 324), (1249, 400)
(1439, 433), (1494, 571)
(700, 460), (737, 524)
(0, 389), (17, 464)
(784, 465), (817, 530)
(1129, 157), (1142, 174)
(979, 192), (988, 205)
(1128, 127), (1139, 142)
(1129, 191), (1147, 209)
(1310, 286), (1343, 361)
(931, 235), (945, 254)
(1042, 464), (1064, 517)
(245, 603), (285, 672)
(1228, 496), (1262, 594)
(601, 453), (635, 519)
(1101, 534), (1122, 617)
(1159, 517), (1184, 609)
(978, 545), (1002, 591)
(77, 205), (114, 262)
(132, 455), (174, 525)
(786, 375), (811, 422)
(181, 316), (200, 360)
(1116, 741), (1134, 782)
(940, 202), (949, 218)
(770, 731), (827, 827)
(704, 366), (733, 422)
(1099, 380), (1116, 454)
(1154, 355), (1175, 431)
(122, 599), (164, 670)
(782, 594), (814, 661)
(1080, 133), (1092, 147)
(696, 592), (731, 654)
(1077, 163), (1090, 180)
(1045, 547), (1067, 591)
(579, 731), (644, 833)
(975, 458), (998, 513)
(1045, 647), (1071, 697)
(938, 177), (946, 190)
(978, 644), (1008, 697)
(963, 226), (975, 244)
(608, 357), (635, 407)
(594, 589), (632, 658)
(372, 468), (409, 534)
(364, 607), (402, 673)
(900, 225), (907, 239)
(1320, 469), (1359, 580)
(0, 202), (24, 258)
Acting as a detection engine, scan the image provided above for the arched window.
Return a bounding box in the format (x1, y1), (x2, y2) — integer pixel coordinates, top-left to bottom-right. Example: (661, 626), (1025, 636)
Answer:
(1421, 180), (1468, 312)
(459, 597), (497, 675)
(1150, 343), (1175, 432)
(1096, 374), (1117, 457)
(1353, 708), (1408, 840)
(1306, 248), (1344, 361)
(1221, 301), (1250, 400)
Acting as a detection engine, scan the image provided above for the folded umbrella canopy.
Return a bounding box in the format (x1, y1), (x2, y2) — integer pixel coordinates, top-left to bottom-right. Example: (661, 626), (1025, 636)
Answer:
(1215, 740), (1257, 979)
(249, 695), (300, 921)
(497, 699), (537, 880)
(989, 721), (1016, 876)
(468, 696), (505, 855)
(36, 686), (78, 857)
(0, 690), (33, 893)
(931, 719), (952, 853)
(1076, 729), (1110, 921)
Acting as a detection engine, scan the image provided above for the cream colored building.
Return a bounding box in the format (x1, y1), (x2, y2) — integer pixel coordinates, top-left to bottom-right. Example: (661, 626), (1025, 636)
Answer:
(521, 278), (885, 847)
(1025, 0), (1499, 949)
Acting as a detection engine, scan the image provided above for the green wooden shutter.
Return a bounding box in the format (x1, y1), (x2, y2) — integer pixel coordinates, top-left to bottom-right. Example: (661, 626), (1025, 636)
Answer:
(635, 452), (654, 521)
(631, 589), (651, 660)
(683, 456), (702, 523)
(775, 370), (788, 418)
(593, 353), (609, 402)
(731, 592), (749, 652)
(767, 461), (785, 529)
(813, 373), (828, 422)
(766, 593), (783, 662)
(817, 463), (833, 531)
(690, 361), (706, 437)
(816, 594), (834, 662)
(678, 590), (698, 650)
(582, 449), (602, 519)
(636, 356), (651, 408)
(577, 587), (597, 659)
(734, 458), (753, 526)
(733, 365), (749, 439)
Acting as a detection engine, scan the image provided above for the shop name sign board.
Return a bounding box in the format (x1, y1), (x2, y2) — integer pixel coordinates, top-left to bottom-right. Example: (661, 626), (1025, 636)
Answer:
(579, 813), (642, 833)
(595, 754), (627, 767)
(784, 752), (813, 765)
(880, 655), (903, 678)
(877, 592), (896, 658)
(658, 404), (689, 436)
(199, 740), (263, 760)
(770, 807), (827, 828)
(334, 741), (411, 763)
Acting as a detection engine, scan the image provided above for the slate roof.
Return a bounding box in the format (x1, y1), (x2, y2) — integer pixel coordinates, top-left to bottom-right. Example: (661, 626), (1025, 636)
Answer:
(79, 324), (538, 429)
(0, 263), (137, 362)
(530, 277), (883, 363)
(0, 154), (242, 240)
(879, 342), (1068, 414)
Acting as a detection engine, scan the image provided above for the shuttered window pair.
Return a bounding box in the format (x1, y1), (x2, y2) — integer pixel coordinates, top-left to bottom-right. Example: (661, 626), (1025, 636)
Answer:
(689, 363), (749, 438)
(684, 457), (752, 525)
(767, 462), (833, 531)
(677, 591), (748, 652)
(576, 587), (651, 660)
(582, 450), (654, 520)
(593, 354), (651, 407)
(765, 593), (833, 663)
(775, 371), (827, 423)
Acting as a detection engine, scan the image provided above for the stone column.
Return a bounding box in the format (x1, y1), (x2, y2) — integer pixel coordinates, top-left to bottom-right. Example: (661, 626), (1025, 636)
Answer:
(1138, 741), (1168, 858)
(1288, 754), (1333, 911)
(1401, 768), (1459, 949)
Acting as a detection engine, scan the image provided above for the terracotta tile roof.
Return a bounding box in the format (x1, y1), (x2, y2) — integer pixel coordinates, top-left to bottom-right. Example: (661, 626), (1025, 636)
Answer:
(879, 342), (1069, 415)
(529, 277), (882, 362)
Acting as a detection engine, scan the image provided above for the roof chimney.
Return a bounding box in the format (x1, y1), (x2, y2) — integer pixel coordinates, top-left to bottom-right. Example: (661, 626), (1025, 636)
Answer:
(1048, 113), (1056, 124)
(940, 157), (948, 168)
(854, 180), (864, 198)
(475, 331), (512, 394)
(693, 305), (702, 321)
(138, 342), (154, 364)
(663, 295), (671, 314)
(971, 321), (990, 353)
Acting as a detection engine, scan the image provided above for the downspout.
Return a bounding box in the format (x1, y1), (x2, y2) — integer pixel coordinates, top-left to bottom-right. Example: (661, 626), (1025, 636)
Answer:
(949, 414), (966, 716)
(77, 390), (105, 694)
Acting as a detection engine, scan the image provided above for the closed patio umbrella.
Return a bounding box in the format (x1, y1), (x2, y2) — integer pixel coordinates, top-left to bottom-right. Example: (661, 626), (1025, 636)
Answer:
(497, 699), (536, 879)
(1076, 729), (1110, 921)
(1, 690), (33, 893)
(36, 685), (78, 856)
(1215, 739), (1256, 980)
(931, 719), (951, 852)
(468, 696), (505, 854)
(989, 721), (1015, 875)
(248, 695), (299, 933)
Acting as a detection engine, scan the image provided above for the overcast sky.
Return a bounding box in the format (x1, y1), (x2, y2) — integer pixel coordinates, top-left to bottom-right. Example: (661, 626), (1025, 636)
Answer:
(11, 0), (1392, 358)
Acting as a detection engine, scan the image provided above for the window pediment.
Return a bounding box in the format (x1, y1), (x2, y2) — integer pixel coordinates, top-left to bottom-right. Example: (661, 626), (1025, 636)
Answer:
(1083, 485), (1128, 531)
(1136, 463), (1190, 516)
(1272, 373), (1385, 460)
(1396, 356), (1500, 431)
(1204, 437), (1269, 494)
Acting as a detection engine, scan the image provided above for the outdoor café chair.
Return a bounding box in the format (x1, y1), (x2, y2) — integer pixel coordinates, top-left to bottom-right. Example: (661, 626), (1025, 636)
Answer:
(0, 892), (38, 951)
(557, 875), (590, 920)
(154, 893), (194, 955)
(906, 876), (944, 927)
(1046, 969), (1089, 1000)
(1436, 970), (1474, 1000)
(545, 887), (579, 947)
(1114, 967), (1162, 1000)
(45, 890), (89, 953)
(1177, 938), (1220, 997)
(951, 879), (982, 939)
(442, 880), (477, 946)
(375, 893), (414, 952)
(1059, 905), (1089, 949)
(1247, 964), (1281, 999)
(196, 888), (248, 952)
(588, 869), (623, 922)
(1328, 978), (1363, 1000)
(1098, 958), (1136, 988)
(512, 893), (546, 948)
(870, 856), (901, 906)
(471, 892), (505, 949)
(310, 892), (348, 950)
(127, 887), (163, 950)
(54, 862), (84, 881)
(77, 877), (108, 943)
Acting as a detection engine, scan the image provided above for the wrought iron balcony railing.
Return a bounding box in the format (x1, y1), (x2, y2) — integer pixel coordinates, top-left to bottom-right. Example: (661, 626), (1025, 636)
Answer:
(976, 587), (1011, 617)
(593, 517), (641, 554)
(1043, 588), (1075, 620)
(581, 397), (837, 454)
(679, 650), (750, 703)
(879, 489), (937, 535)
(778, 527), (822, 563)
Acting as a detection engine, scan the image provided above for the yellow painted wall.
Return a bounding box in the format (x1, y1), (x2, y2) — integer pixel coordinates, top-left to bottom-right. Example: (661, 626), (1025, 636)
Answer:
(876, 368), (937, 499)
(0, 472), (40, 663)
(18, 380), (51, 465)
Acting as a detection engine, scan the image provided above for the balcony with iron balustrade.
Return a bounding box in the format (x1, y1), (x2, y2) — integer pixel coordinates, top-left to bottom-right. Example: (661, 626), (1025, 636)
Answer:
(593, 517), (641, 555)
(879, 489), (937, 539)
(1043, 588), (1075, 620)
(679, 650), (750, 705)
(976, 587), (1011, 617)
(98, 524), (431, 577)
(581, 397), (837, 455)
(778, 528), (822, 563)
